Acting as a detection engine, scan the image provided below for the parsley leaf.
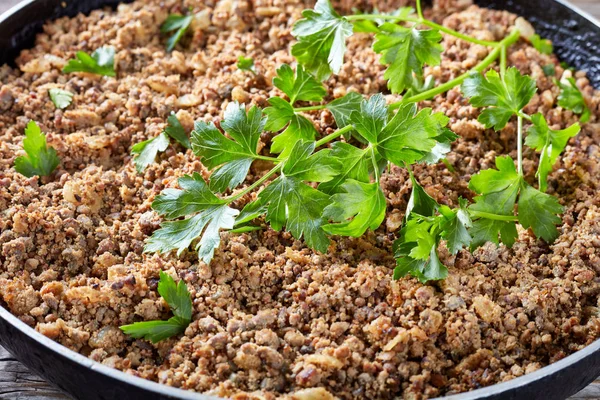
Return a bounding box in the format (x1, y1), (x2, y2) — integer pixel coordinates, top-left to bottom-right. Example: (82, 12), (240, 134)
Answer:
(264, 97), (318, 157)
(14, 121), (60, 178)
(161, 14), (193, 52)
(291, 0), (353, 80)
(145, 173), (239, 263)
(349, 92), (387, 144)
(318, 142), (370, 194)
(517, 182), (562, 242)
(192, 102), (266, 192)
(62, 46), (116, 77)
(48, 88), (73, 109)
(282, 140), (340, 183)
(237, 56), (256, 73)
(468, 156), (520, 249)
(131, 114), (189, 173)
(529, 34), (553, 55)
(439, 200), (472, 254)
(120, 271), (192, 343)
(525, 113), (580, 192)
(157, 270), (192, 321)
(165, 113), (191, 149)
(405, 171), (438, 220)
(120, 318), (188, 343)
(461, 67), (536, 130)
(376, 102), (450, 165)
(257, 177), (331, 252)
(273, 64), (327, 104)
(326, 91), (363, 132)
(254, 141), (338, 252)
(131, 132), (170, 173)
(393, 218), (448, 282)
(323, 180), (386, 237)
(373, 23), (442, 94)
(556, 77), (590, 123)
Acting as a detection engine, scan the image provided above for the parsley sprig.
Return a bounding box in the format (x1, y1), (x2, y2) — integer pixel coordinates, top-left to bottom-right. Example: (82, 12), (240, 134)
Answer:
(122, 0), (588, 299)
(120, 271), (192, 343)
(63, 46), (116, 77)
(14, 121), (60, 179)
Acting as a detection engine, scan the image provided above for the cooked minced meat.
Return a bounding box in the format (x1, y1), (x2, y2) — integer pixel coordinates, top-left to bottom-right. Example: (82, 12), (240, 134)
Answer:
(1, 0), (599, 398)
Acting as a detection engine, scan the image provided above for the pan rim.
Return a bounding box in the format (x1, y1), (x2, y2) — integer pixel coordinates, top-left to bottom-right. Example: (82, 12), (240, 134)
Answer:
(0, 0), (600, 399)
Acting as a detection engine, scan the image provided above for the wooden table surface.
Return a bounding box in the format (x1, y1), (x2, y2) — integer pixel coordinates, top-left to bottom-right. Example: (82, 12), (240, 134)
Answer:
(0, 0), (599, 398)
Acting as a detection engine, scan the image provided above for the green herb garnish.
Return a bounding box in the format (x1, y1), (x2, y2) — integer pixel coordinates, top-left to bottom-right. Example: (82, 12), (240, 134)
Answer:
(131, 113), (190, 173)
(48, 88), (73, 109)
(530, 34), (553, 55)
(556, 77), (591, 122)
(161, 14), (193, 52)
(120, 271), (192, 343)
(62, 46), (116, 77)
(137, 0), (585, 285)
(14, 121), (60, 178)
(237, 56), (256, 73)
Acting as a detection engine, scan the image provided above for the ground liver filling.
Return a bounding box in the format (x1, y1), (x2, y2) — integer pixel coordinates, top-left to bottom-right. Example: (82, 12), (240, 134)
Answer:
(0, 0), (599, 398)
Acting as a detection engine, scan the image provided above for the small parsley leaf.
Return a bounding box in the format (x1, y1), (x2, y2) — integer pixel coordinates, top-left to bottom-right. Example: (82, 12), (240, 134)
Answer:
(405, 172), (438, 220)
(376, 102), (450, 165)
(373, 23), (442, 94)
(326, 92), (363, 132)
(291, 0), (353, 80)
(165, 113), (191, 149)
(192, 102), (266, 192)
(323, 180), (386, 237)
(529, 34), (553, 55)
(556, 77), (591, 123)
(237, 56), (256, 73)
(393, 218), (448, 282)
(120, 271), (192, 343)
(461, 67), (536, 130)
(14, 121), (60, 178)
(145, 173), (239, 262)
(468, 156), (520, 249)
(48, 88), (73, 109)
(517, 182), (563, 242)
(257, 176), (331, 252)
(273, 64), (327, 104)
(525, 113), (579, 192)
(161, 14), (194, 52)
(439, 200), (472, 254)
(318, 142), (370, 194)
(63, 46), (116, 77)
(264, 97), (318, 157)
(131, 132), (170, 173)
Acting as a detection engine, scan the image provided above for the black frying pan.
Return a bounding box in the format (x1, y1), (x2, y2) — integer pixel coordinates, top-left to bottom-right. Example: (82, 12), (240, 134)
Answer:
(1, 0), (600, 399)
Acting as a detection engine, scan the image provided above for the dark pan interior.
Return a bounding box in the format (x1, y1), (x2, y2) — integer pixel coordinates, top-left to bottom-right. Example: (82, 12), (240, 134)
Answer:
(1, 0), (600, 399)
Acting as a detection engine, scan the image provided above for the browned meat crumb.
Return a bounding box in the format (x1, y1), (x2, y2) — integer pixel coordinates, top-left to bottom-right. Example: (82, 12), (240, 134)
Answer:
(1, 0), (600, 399)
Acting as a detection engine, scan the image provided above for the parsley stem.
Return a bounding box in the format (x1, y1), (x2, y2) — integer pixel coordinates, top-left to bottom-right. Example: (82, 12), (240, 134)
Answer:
(469, 210), (518, 222)
(315, 125), (353, 147)
(389, 28), (520, 109)
(294, 104), (326, 112)
(518, 111), (532, 121)
(226, 164), (282, 203)
(345, 15), (499, 48)
(442, 158), (456, 173)
(500, 46), (507, 78)
(416, 0), (424, 20)
(369, 146), (381, 183)
(517, 115), (523, 176)
(255, 155), (280, 162)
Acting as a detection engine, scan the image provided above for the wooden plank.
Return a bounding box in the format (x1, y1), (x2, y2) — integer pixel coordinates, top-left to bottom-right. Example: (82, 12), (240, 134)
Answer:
(0, 347), (67, 399)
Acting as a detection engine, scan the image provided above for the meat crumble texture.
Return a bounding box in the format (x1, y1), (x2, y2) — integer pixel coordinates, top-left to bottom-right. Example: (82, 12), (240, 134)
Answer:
(1, 0), (600, 399)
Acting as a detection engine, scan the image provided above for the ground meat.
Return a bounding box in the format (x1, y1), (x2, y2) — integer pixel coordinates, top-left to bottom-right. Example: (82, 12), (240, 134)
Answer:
(1, 0), (600, 399)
